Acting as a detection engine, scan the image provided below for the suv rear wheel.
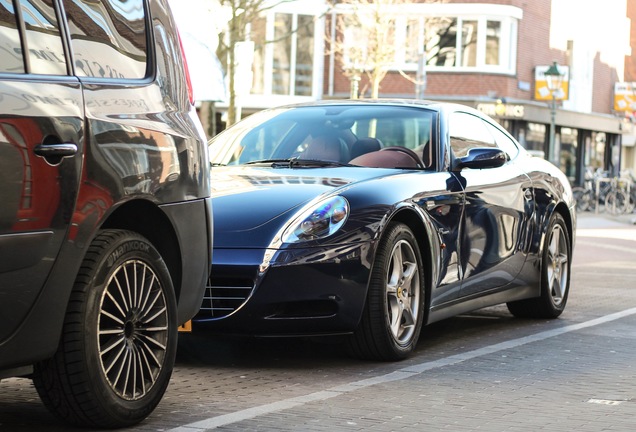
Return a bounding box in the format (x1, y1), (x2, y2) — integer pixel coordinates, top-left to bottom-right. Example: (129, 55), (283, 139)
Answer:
(33, 230), (177, 428)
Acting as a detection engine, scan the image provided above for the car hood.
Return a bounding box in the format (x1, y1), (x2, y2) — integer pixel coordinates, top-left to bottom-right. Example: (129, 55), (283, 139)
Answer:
(211, 165), (390, 248)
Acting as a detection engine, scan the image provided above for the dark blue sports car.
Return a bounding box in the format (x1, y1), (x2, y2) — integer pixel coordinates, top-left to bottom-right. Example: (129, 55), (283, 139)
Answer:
(194, 100), (576, 361)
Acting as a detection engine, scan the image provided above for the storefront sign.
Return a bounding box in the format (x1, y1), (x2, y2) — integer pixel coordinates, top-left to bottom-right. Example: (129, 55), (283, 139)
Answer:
(534, 65), (569, 101)
(477, 102), (525, 118)
(613, 82), (636, 112)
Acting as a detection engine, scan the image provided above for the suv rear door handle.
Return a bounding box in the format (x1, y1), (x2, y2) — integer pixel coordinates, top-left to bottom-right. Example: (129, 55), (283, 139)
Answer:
(34, 143), (78, 165)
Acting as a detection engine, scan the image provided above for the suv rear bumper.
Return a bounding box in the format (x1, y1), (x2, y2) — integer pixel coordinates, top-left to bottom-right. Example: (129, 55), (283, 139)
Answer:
(161, 197), (213, 324)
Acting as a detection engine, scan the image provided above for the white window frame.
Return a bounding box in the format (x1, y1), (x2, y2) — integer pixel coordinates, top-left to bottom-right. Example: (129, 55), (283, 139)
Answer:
(335, 3), (521, 76)
(243, 0), (327, 108)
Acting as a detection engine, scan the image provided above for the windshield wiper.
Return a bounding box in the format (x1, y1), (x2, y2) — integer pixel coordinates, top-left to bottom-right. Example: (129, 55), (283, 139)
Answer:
(286, 158), (353, 168)
(243, 158), (293, 165)
(243, 158), (351, 168)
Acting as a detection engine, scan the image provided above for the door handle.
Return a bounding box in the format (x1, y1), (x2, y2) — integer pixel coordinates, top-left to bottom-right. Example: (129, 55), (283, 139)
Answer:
(34, 143), (78, 165)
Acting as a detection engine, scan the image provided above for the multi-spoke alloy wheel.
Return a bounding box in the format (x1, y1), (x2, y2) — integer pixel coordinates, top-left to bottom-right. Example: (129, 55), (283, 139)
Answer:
(545, 222), (568, 308)
(386, 239), (421, 345)
(99, 259), (169, 400)
(507, 213), (571, 318)
(33, 230), (177, 428)
(349, 222), (425, 361)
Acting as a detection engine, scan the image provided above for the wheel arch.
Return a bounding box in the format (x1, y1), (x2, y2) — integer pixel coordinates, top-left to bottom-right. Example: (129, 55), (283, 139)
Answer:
(541, 202), (574, 254)
(101, 199), (182, 303)
(554, 202), (574, 250)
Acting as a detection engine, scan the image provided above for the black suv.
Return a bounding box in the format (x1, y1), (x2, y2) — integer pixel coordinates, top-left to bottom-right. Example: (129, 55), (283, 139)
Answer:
(0, 0), (212, 428)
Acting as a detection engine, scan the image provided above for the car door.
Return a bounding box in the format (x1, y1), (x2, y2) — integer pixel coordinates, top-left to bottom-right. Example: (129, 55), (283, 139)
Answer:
(0, 0), (83, 342)
(448, 111), (532, 298)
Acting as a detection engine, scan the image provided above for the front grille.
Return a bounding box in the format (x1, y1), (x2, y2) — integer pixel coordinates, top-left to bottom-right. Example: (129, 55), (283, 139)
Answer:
(195, 278), (254, 319)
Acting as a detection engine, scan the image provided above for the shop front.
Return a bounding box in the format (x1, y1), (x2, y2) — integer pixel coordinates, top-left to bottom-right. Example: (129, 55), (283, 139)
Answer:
(473, 100), (624, 186)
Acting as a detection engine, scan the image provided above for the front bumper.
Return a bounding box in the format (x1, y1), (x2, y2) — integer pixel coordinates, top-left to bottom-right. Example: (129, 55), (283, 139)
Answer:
(193, 242), (374, 336)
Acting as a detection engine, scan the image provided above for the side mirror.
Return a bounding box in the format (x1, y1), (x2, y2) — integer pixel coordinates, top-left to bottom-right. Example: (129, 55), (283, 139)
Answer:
(453, 147), (509, 171)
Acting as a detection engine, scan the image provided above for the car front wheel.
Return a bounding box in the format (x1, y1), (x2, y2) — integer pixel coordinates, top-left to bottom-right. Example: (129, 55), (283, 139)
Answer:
(33, 229), (177, 428)
(349, 222), (425, 361)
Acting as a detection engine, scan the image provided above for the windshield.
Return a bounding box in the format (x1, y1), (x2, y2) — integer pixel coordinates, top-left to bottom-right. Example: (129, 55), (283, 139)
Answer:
(209, 105), (436, 168)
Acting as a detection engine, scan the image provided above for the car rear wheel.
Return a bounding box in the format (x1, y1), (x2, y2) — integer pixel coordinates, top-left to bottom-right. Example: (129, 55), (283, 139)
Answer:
(507, 212), (570, 319)
(349, 222), (425, 361)
(33, 229), (177, 428)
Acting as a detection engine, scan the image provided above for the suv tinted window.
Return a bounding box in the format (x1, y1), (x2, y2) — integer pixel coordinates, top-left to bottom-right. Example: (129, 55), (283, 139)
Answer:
(63, 0), (147, 79)
(0, 0), (24, 73)
(20, 0), (67, 75)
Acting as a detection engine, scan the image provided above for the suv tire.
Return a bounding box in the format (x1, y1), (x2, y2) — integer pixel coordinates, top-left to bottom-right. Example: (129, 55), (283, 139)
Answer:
(33, 230), (177, 428)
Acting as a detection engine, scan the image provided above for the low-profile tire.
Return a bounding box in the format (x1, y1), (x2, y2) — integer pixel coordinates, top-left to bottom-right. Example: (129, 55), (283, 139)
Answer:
(507, 212), (570, 319)
(348, 222), (425, 361)
(33, 230), (178, 428)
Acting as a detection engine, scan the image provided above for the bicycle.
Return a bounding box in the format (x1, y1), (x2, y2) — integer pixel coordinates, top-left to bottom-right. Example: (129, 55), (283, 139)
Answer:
(608, 171), (636, 214)
(571, 168), (608, 212)
(603, 177), (631, 215)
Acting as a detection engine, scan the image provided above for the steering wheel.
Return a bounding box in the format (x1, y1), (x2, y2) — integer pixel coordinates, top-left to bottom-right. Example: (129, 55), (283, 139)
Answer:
(379, 146), (425, 168)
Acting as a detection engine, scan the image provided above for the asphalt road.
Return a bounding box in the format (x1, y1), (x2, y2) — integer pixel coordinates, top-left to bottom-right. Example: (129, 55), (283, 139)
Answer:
(2, 213), (636, 432)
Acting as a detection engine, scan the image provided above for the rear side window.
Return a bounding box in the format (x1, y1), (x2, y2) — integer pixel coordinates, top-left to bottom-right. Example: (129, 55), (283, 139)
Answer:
(20, 0), (67, 75)
(0, 0), (24, 73)
(486, 121), (520, 159)
(63, 0), (148, 79)
(449, 112), (497, 158)
(0, 0), (68, 75)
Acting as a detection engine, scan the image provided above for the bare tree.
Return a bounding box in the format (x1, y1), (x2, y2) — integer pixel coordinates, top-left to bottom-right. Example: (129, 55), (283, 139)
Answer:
(327, 0), (448, 99)
(217, 0), (299, 126)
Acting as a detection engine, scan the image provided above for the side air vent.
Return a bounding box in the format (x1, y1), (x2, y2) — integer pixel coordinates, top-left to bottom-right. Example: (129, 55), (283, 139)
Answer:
(195, 278), (254, 319)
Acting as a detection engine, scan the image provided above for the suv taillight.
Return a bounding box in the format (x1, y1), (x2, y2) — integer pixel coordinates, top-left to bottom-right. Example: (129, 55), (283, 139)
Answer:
(176, 30), (195, 105)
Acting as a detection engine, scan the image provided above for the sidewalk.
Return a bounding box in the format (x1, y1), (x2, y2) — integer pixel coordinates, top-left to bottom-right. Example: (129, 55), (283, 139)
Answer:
(576, 211), (636, 229)
(576, 211), (636, 244)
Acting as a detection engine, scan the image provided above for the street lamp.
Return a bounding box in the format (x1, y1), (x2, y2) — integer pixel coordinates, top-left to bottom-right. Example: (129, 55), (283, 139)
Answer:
(544, 61), (564, 165)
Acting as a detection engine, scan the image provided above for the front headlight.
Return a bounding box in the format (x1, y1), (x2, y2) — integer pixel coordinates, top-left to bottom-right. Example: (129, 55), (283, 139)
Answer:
(282, 196), (349, 243)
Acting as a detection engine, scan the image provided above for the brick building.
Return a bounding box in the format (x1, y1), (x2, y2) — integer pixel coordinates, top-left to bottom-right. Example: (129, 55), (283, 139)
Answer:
(212, 0), (632, 184)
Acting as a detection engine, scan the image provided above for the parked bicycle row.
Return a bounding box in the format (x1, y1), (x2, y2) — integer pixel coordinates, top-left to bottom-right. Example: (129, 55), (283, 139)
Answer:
(572, 168), (636, 215)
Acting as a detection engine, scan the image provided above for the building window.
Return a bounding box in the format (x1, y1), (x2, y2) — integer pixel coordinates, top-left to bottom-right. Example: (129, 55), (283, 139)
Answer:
(295, 15), (314, 96)
(426, 17), (457, 67)
(587, 132), (606, 171)
(460, 20), (478, 67)
(253, 11), (316, 98)
(486, 20), (501, 65)
(560, 127), (578, 181)
(250, 16), (266, 95)
(272, 13), (292, 95)
(423, 16), (511, 71)
(525, 122), (546, 157)
(338, 4), (519, 75)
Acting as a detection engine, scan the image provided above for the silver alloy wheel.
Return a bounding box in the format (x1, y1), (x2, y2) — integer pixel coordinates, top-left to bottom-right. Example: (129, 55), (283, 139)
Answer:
(546, 224), (569, 306)
(386, 239), (420, 344)
(98, 259), (168, 401)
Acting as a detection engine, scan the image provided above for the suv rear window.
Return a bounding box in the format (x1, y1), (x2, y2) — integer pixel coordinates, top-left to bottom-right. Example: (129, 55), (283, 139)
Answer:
(63, 0), (148, 79)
